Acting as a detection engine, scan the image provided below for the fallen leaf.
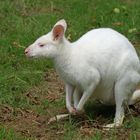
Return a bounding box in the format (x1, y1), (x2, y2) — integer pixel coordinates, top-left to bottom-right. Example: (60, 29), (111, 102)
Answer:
(112, 22), (123, 26)
(128, 28), (137, 33)
(113, 8), (120, 14)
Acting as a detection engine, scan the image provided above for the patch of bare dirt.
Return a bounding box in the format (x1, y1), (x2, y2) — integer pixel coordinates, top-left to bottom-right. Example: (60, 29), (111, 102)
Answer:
(6, 109), (47, 138)
(0, 69), (66, 139)
(0, 106), (67, 139)
(24, 69), (64, 106)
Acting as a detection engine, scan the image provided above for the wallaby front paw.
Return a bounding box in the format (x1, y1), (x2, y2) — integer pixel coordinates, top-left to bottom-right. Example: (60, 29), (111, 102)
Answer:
(67, 106), (77, 115)
(75, 108), (85, 115)
(68, 106), (85, 115)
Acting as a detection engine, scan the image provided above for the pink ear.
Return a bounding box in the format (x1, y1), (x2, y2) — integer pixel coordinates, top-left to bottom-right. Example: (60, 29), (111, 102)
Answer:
(53, 25), (64, 41)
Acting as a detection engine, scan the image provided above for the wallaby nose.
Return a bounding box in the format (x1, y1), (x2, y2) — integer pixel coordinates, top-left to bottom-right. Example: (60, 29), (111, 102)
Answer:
(25, 48), (29, 55)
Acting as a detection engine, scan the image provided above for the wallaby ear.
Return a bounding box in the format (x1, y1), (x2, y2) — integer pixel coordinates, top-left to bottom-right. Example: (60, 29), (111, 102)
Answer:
(53, 25), (64, 41)
(52, 19), (67, 41)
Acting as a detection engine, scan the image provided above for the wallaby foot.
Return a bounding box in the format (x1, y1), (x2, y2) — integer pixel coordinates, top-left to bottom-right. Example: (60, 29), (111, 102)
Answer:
(103, 115), (124, 130)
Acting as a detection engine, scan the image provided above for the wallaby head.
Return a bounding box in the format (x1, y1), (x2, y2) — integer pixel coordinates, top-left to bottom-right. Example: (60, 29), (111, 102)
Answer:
(25, 19), (67, 58)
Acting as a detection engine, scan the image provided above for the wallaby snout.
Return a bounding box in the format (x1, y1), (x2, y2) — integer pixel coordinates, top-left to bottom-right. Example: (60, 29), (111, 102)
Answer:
(25, 47), (30, 57)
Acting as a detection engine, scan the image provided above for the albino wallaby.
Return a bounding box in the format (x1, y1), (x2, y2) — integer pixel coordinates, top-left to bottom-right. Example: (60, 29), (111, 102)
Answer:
(25, 19), (140, 128)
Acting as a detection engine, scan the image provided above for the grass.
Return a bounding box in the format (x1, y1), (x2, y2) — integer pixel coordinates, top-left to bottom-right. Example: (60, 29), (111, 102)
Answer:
(0, 125), (31, 140)
(0, 0), (140, 139)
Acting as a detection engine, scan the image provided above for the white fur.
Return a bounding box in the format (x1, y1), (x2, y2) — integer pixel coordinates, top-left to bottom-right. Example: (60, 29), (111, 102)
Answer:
(25, 19), (140, 128)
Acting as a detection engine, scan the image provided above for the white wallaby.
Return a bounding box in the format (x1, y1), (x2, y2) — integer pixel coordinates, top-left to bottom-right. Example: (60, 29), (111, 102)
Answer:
(25, 19), (140, 128)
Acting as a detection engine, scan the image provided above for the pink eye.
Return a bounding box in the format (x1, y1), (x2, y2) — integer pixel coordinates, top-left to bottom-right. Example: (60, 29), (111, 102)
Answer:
(39, 44), (44, 47)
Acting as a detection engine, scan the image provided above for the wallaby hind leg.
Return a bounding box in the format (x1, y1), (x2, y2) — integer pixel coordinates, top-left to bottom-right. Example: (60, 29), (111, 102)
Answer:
(73, 88), (82, 108)
(105, 72), (140, 129)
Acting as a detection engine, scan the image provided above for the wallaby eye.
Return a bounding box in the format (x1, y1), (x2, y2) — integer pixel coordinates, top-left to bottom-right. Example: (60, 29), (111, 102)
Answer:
(38, 44), (44, 47)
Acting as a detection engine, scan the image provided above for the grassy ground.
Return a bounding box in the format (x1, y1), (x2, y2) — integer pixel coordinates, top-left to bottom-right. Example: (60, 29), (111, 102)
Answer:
(0, 0), (140, 139)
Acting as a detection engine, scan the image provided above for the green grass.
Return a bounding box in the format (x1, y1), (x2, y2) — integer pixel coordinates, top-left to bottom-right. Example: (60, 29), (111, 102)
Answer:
(0, 125), (31, 140)
(0, 0), (140, 139)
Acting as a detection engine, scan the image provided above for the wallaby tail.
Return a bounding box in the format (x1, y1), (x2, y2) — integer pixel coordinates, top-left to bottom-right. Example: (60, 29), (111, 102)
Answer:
(129, 85), (140, 105)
